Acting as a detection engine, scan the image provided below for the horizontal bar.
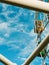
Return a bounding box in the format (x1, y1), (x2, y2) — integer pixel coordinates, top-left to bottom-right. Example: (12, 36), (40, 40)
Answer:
(0, 0), (49, 13)
(22, 34), (49, 65)
(0, 54), (16, 65)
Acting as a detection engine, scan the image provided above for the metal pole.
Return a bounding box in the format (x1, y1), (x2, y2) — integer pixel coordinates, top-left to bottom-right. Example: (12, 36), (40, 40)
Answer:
(0, 0), (49, 13)
(0, 54), (16, 65)
(22, 34), (49, 65)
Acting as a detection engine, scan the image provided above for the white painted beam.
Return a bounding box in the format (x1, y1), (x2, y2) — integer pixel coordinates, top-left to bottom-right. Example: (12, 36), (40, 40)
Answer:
(0, 0), (49, 13)
(22, 34), (49, 65)
(0, 54), (16, 65)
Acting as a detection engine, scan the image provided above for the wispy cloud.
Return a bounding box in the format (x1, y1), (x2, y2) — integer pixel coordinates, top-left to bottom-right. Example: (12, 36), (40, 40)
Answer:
(18, 37), (37, 58)
(0, 37), (6, 45)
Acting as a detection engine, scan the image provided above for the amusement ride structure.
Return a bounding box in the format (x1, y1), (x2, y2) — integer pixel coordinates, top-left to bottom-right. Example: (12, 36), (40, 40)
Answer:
(0, 0), (49, 65)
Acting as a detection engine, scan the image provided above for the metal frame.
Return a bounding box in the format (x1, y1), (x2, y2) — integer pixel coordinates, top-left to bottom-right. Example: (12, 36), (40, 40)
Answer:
(22, 34), (49, 65)
(0, 54), (16, 65)
(0, 0), (49, 65)
(0, 0), (49, 13)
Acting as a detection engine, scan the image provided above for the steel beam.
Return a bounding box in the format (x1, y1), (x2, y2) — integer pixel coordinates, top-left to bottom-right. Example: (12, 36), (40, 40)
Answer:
(0, 54), (16, 65)
(22, 34), (49, 65)
(0, 0), (49, 13)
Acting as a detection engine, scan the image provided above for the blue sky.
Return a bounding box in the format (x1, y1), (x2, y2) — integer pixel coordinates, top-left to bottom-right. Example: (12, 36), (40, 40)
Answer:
(0, 0), (49, 65)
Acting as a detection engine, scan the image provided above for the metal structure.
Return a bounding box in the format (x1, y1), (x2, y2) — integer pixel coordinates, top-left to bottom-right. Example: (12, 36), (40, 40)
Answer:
(0, 0), (49, 65)
(22, 34), (49, 65)
(34, 1), (49, 64)
(34, 5), (49, 65)
(0, 0), (49, 13)
(0, 54), (16, 65)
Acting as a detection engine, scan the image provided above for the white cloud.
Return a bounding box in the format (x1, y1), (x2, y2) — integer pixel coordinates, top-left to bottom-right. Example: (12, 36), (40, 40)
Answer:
(4, 33), (10, 37)
(8, 44), (20, 50)
(0, 22), (11, 37)
(18, 37), (37, 58)
(17, 56), (26, 61)
(12, 63), (17, 65)
(29, 29), (37, 36)
(0, 22), (8, 30)
(0, 37), (5, 45)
